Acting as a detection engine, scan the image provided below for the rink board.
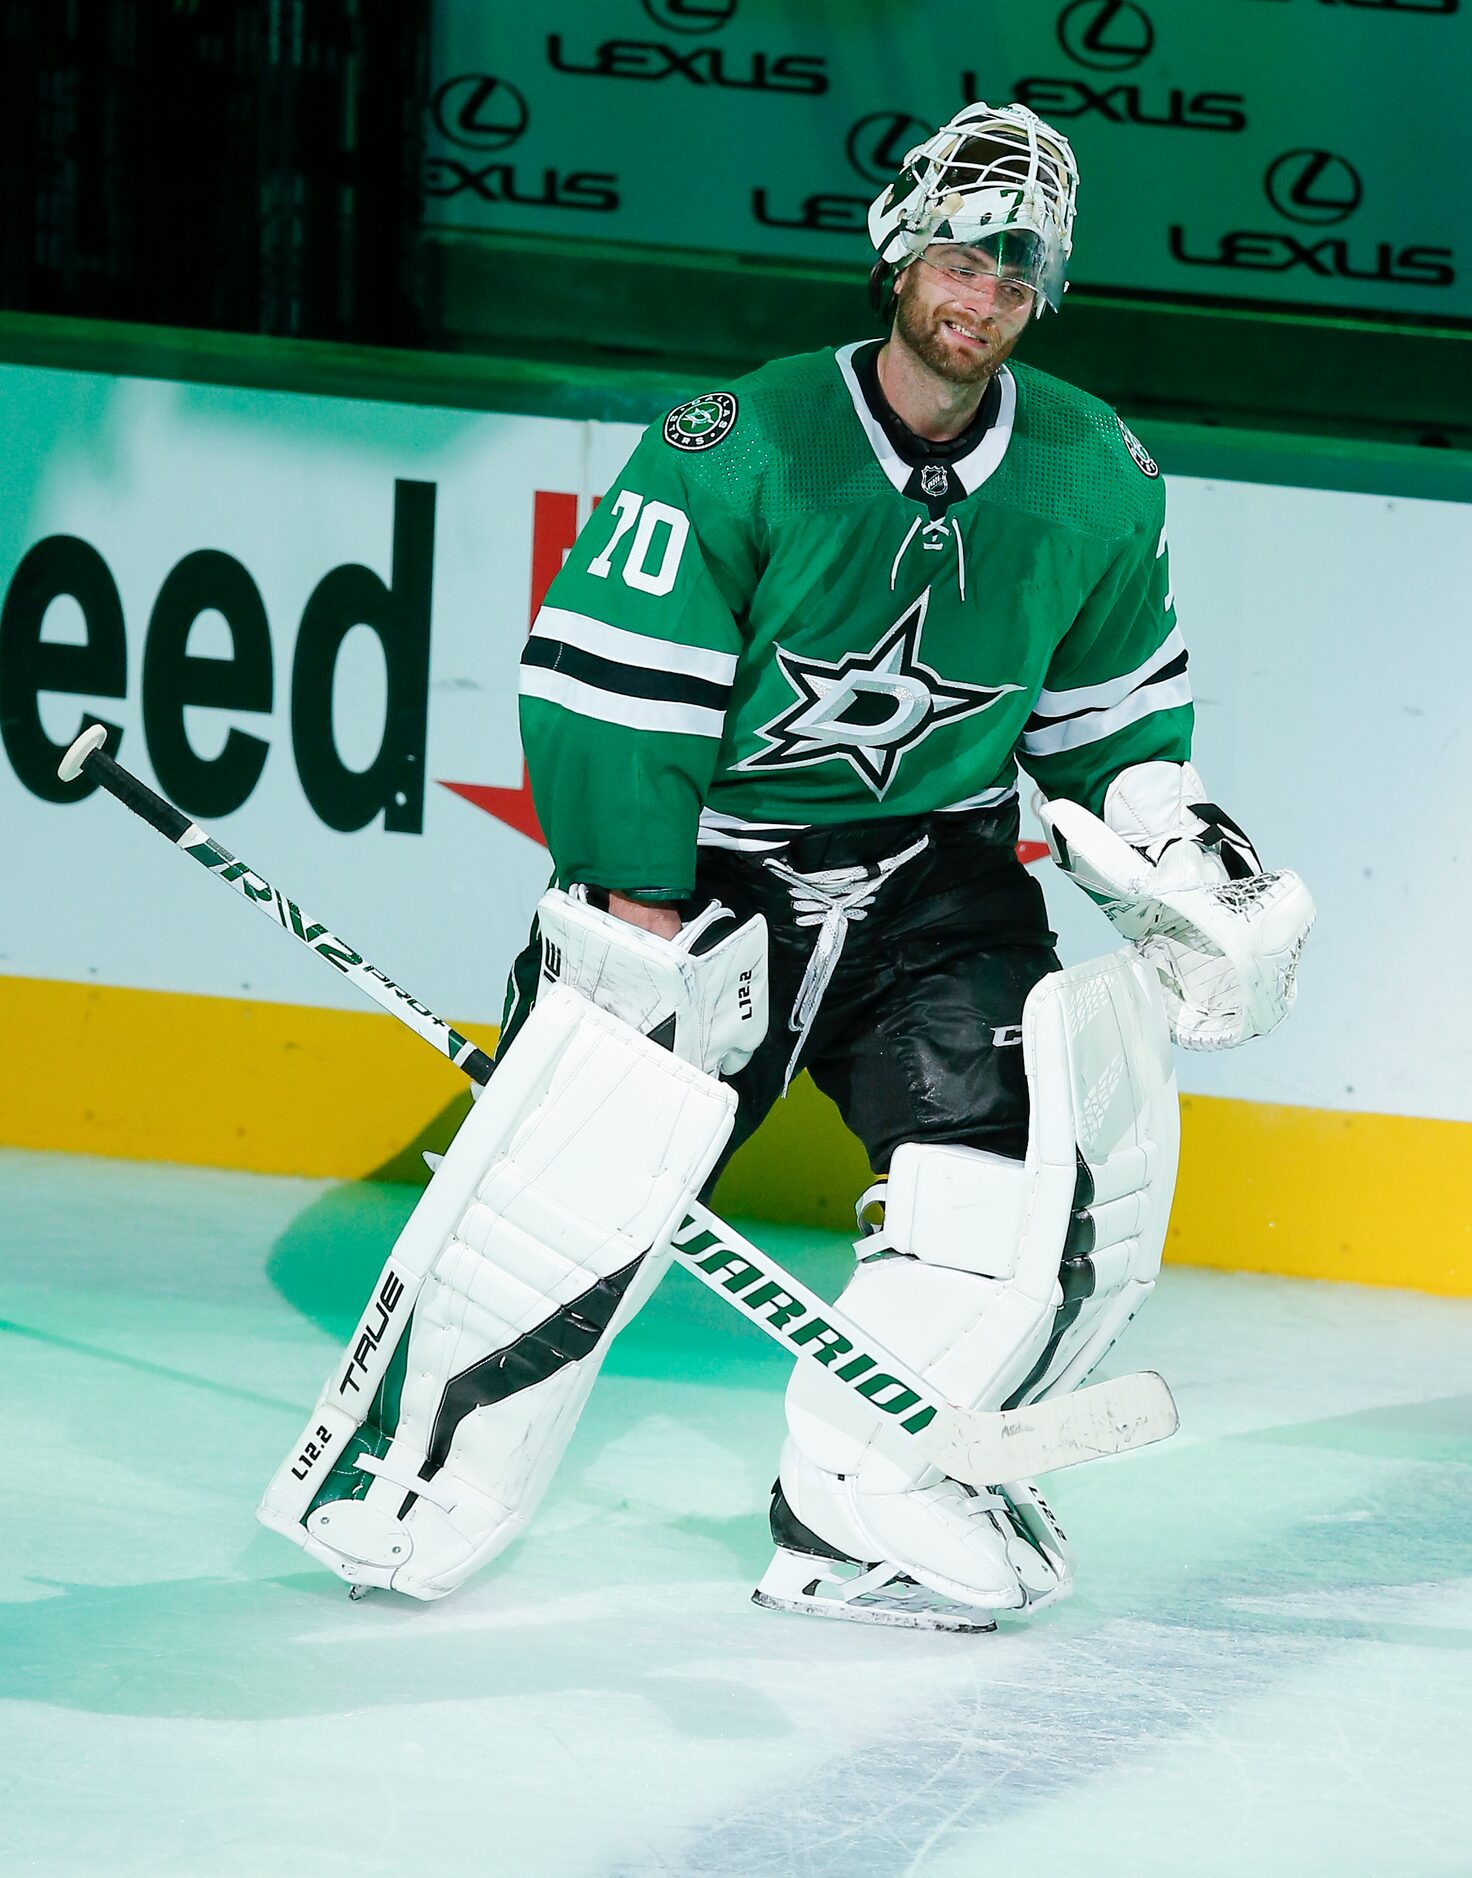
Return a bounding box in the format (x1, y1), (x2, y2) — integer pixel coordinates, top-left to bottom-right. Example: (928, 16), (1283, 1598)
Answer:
(2, 356), (1469, 1295)
(3, 971), (1469, 1298)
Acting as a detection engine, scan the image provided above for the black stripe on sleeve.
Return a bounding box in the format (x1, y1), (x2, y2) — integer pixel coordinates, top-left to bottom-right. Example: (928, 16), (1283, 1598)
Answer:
(522, 635), (731, 713)
(1025, 648), (1189, 733)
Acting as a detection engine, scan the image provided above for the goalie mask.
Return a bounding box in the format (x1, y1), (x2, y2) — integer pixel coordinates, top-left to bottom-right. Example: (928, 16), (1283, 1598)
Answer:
(867, 102), (1079, 319)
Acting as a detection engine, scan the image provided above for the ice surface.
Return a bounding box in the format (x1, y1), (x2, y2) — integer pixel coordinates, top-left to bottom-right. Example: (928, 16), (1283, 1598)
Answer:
(2, 1148), (1470, 1877)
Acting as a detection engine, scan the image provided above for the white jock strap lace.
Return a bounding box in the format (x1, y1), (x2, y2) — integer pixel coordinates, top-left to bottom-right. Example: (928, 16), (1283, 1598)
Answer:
(762, 833), (931, 1093)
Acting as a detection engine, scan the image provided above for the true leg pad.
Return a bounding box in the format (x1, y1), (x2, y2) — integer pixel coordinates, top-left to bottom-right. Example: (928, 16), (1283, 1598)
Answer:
(257, 987), (735, 1600)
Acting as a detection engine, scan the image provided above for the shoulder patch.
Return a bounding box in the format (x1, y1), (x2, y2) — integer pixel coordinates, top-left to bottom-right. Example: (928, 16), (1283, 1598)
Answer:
(1116, 416), (1159, 479)
(664, 391), (738, 452)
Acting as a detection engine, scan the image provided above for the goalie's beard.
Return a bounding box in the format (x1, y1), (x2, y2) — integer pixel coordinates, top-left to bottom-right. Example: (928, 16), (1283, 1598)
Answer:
(891, 285), (1021, 387)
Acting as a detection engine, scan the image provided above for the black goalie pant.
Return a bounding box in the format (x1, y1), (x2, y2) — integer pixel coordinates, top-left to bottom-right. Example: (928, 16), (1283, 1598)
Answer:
(499, 808), (1061, 1191)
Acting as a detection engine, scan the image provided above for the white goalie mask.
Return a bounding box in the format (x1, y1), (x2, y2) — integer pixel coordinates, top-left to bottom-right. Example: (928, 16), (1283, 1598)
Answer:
(867, 102), (1079, 318)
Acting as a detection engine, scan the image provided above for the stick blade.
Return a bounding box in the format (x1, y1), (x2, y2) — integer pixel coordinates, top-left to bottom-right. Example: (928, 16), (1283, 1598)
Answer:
(935, 1371), (1179, 1486)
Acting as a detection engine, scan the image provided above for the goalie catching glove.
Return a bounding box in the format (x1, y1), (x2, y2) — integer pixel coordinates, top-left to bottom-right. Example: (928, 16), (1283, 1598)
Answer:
(1037, 761), (1315, 1051)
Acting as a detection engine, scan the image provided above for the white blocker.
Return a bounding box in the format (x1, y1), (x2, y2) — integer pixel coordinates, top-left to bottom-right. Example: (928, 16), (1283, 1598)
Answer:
(535, 886), (768, 1076)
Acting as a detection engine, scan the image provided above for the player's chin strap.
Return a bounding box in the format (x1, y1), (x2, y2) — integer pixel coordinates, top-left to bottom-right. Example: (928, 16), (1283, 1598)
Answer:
(762, 834), (930, 1092)
(1036, 762), (1316, 1050)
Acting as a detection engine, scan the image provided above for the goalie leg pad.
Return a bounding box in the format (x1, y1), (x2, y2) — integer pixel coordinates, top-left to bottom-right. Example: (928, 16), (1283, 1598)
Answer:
(779, 950), (1176, 1609)
(257, 986), (735, 1599)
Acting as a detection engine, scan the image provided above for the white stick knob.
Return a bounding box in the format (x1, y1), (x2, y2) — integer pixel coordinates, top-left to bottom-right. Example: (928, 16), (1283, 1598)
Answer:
(57, 724), (109, 782)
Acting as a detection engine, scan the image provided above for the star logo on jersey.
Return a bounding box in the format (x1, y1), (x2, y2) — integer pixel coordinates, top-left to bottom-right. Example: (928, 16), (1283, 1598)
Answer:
(737, 589), (1020, 798)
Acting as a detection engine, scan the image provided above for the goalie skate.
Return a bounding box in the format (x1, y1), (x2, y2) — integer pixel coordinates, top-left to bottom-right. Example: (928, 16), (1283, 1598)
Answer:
(752, 1484), (1013, 1633)
(753, 1546), (998, 1634)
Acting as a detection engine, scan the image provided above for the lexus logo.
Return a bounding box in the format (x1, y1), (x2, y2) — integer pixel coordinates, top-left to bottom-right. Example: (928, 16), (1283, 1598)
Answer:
(846, 111), (932, 186)
(1264, 149), (1362, 225)
(431, 75), (529, 151)
(640, 0), (738, 31)
(1056, 0), (1155, 69)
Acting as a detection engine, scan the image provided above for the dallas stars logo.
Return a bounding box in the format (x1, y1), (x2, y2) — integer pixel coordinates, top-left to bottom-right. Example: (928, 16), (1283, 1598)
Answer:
(662, 390), (738, 452)
(737, 590), (1020, 799)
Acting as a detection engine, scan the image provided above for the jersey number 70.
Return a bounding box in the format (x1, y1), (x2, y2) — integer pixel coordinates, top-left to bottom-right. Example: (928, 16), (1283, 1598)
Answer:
(586, 490), (690, 597)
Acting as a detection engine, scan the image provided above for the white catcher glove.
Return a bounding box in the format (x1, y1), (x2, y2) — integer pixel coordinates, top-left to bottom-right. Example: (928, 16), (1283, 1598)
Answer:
(1037, 763), (1315, 1051)
(533, 886), (769, 1076)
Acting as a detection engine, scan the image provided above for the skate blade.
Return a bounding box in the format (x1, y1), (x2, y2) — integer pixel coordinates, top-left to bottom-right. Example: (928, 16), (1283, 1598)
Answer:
(752, 1550), (999, 1632)
(752, 1588), (996, 1633)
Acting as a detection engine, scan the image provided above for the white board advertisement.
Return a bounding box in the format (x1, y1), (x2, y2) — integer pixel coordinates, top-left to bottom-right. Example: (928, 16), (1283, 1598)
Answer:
(1, 360), (1468, 1127)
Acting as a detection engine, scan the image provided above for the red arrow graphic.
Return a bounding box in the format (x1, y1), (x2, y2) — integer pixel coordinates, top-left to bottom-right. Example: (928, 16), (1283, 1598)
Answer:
(438, 488), (581, 846)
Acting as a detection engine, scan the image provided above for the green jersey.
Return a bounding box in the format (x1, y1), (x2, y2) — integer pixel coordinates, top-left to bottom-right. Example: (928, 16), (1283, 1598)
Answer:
(520, 342), (1190, 899)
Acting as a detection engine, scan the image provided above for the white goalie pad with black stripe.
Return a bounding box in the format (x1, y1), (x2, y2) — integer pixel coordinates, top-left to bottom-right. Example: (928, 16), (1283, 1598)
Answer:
(257, 986), (735, 1600)
(1005, 948), (1180, 1409)
(780, 948), (1178, 1608)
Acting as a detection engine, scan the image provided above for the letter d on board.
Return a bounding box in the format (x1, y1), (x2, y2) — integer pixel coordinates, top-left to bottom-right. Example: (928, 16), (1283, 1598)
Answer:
(291, 480), (434, 834)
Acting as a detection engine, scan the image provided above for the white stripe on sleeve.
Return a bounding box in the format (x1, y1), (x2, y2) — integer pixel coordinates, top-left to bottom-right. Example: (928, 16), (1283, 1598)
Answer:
(530, 604), (737, 686)
(521, 664), (726, 739)
(1021, 672), (1193, 758)
(1031, 625), (1186, 718)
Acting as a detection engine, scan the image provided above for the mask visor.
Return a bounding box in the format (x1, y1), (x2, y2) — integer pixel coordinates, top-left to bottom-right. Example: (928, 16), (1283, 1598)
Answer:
(931, 226), (1067, 314)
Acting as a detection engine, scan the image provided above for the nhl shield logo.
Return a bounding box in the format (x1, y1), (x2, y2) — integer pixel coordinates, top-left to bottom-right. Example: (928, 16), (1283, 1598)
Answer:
(920, 463), (949, 499)
(664, 391), (739, 452)
(1116, 416), (1159, 478)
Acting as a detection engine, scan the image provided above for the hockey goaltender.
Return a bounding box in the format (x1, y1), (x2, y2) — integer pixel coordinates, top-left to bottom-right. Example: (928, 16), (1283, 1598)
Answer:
(259, 102), (1314, 1633)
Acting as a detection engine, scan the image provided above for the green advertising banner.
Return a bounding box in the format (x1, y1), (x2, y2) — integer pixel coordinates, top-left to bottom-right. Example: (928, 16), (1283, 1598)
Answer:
(426, 0), (1468, 322)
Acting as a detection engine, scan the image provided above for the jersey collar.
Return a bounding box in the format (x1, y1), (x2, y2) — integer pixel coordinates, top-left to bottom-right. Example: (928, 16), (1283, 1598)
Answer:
(835, 341), (1017, 499)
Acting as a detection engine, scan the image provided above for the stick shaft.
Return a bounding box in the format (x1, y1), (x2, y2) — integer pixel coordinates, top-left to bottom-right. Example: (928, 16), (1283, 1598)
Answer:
(675, 1203), (943, 1430)
(71, 738), (495, 1085)
(673, 1205), (1178, 1478)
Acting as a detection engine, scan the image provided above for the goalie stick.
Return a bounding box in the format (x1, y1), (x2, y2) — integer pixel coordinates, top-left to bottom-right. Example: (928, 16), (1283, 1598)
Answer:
(57, 724), (1178, 1485)
(56, 725), (493, 1084)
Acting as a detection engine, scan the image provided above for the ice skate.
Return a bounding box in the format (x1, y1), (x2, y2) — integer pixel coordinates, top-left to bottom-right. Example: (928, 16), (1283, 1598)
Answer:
(753, 1545), (999, 1633)
(752, 1484), (999, 1632)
